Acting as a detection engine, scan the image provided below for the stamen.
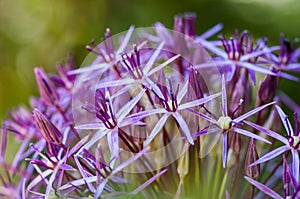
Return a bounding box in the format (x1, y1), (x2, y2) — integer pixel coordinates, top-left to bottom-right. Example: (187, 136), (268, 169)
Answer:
(293, 112), (299, 136)
(284, 116), (292, 136)
(232, 99), (244, 117)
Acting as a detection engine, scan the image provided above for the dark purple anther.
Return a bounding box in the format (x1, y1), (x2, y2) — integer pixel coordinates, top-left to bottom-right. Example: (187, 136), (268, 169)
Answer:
(219, 30), (248, 61)
(153, 82), (179, 112)
(121, 45), (144, 79)
(94, 89), (118, 129)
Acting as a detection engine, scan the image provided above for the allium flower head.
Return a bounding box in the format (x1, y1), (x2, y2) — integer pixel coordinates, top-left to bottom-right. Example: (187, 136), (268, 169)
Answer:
(1, 13), (300, 199)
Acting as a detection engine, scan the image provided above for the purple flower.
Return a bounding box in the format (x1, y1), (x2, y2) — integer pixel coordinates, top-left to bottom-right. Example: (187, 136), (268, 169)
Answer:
(76, 88), (146, 158)
(245, 105), (300, 181)
(195, 30), (277, 82)
(192, 75), (274, 167)
(130, 78), (221, 145)
(271, 34), (300, 75)
(245, 156), (299, 199)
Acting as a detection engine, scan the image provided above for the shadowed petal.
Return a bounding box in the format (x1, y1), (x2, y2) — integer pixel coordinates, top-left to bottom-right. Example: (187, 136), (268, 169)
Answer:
(59, 176), (97, 190)
(196, 38), (227, 58)
(95, 179), (108, 199)
(107, 129), (119, 158)
(68, 63), (107, 75)
(75, 123), (105, 130)
(79, 129), (109, 153)
(244, 176), (283, 199)
(112, 146), (150, 175)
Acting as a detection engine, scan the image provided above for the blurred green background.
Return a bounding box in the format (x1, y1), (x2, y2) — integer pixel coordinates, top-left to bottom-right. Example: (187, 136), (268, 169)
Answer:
(1, 0), (300, 122)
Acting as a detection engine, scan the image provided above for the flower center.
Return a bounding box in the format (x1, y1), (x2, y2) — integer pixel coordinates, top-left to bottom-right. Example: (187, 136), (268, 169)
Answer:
(46, 156), (58, 168)
(217, 116), (232, 130)
(288, 135), (300, 149)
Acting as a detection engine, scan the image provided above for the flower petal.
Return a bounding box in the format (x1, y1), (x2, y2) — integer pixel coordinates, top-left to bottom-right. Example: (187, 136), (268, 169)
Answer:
(173, 112), (194, 145)
(221, 74), (227, 116)
(143, 42), (165, 74)
(144, 113), (170, 145)
(97, 78), (135, 88)
(232, 127), (271, 144)
(234, 101), (276, 123)
(198, 23), (223, 40)
(250, 145), (289, 166)
(275, 105), (294, 136)
(147, 54), (181, 76)
(117, 25), (135, 54)
(244, 176), (283, 199)
(117, 89), (146, 122)
(130, 169), (167, 195)
(177, 80), (189, 104)
(192, 127), (220, 137)
(187, 108), (217, 124)
(178, 92), (221, 110)
(237, 62), (276, 76)
(291, 149), (299, 182)
(243, 120), (288, 145)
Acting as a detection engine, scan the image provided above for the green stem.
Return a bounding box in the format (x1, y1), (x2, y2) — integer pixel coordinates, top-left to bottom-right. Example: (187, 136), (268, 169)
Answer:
(218, 168), (229, 199)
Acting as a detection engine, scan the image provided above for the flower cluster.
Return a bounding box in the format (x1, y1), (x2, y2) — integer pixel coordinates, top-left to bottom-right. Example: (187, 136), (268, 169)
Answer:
(1, 13), (300, 199)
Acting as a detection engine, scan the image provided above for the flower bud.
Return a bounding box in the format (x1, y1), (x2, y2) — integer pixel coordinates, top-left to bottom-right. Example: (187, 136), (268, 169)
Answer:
(34, 67), (59, 105)
(245, 139), (260, 178)
(33, 109), (62, 145)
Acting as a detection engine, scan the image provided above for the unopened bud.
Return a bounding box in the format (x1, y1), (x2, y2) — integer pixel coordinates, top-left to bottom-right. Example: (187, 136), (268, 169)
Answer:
(33, 109), (62, 145)
(34, 67), (59, 105)
(245, 139), (260, 178)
